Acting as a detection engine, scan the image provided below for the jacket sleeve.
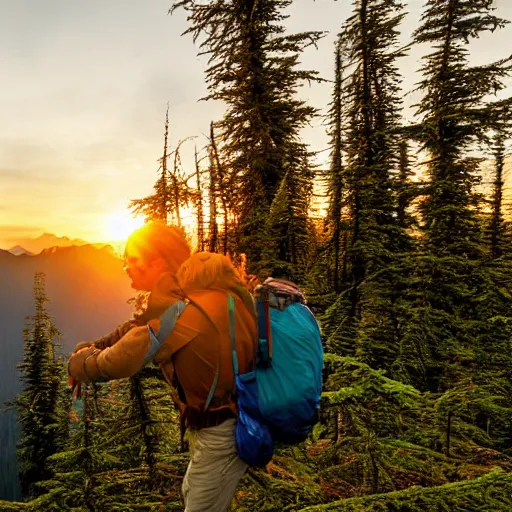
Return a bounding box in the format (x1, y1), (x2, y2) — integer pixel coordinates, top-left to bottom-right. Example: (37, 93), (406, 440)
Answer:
(95, 320), (137, 349)
(73, 320), (136, 353)
(68, 323), (156, 383)
(68, 301), (188, 383)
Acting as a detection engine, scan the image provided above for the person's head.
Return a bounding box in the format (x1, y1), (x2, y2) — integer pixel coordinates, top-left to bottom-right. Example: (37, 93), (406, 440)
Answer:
(123, 222), (191, 291)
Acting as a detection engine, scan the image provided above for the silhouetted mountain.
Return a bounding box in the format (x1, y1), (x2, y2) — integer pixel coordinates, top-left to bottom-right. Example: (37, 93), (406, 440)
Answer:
(0, 244), (134, 500)
(7, 245), (33, 256)
(4, 232), (110, 255)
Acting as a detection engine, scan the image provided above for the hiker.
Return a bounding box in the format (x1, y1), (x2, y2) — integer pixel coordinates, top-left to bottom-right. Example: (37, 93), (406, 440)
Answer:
(68, 222), (258, 512)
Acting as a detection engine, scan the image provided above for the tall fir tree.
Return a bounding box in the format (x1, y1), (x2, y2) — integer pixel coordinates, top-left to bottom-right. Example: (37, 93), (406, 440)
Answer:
(130, 109), (195, 226)
(265, 145), (315, 279)
(403, 0), (512, 391)
(489, 135), (507, 259)
(395, 139), (418, 240)
(15, 273), (64, 498)
(324, 42), (345, 294)
(413, 0), (512, 256)
(321, 0), (409, 369)
(172, 0), (324, 275)
(130, 108), (171, 223)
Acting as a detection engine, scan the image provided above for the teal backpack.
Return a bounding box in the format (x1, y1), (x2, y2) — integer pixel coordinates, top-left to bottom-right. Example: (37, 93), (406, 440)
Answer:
(146, 278), (324, 467)
(229, 278), (324, 466)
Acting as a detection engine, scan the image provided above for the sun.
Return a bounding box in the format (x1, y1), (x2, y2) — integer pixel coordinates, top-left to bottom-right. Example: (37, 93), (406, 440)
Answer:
(103, 211), (145, 242)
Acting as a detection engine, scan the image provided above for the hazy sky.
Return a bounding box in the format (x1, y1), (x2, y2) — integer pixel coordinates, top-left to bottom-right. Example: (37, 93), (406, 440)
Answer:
(1, 0), (511, 248)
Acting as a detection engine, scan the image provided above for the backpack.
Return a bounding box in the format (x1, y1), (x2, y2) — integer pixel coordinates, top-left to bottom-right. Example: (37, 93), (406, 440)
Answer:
(230, 278), (324, 466)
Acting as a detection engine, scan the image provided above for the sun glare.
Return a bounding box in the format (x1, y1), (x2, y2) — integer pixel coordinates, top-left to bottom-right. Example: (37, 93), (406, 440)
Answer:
(104, 212), (145, 242)
(179, 206), (196, 230)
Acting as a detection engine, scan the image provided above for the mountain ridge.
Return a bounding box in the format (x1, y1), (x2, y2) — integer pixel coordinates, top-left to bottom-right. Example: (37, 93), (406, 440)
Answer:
(3, 232), (113, 255)
(7, 245), (34, 256)
(0, 243), (135, 500)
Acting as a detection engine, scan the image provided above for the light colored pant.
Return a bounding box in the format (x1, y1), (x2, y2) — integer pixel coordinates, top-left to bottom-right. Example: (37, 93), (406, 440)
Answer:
(182, 419), (247, 512)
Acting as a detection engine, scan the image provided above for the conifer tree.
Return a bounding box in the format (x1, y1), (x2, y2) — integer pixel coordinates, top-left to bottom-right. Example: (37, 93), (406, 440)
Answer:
(210, 122), (231, 255)
(207, 141), (219, 254)
(413, 0), (512, 256)
(489, 135), (507, 259)
(404, 0), (512, 391)
(130, 108), (171, 223)
(324, 43), (345, 293)
(339, 0), (407, 291)
(172, 0), (323, 274)
(266, 146), (315, 279)
(130, 110), (195, 226)
(321, 0), (409, 369)
(395, 139), (418, 239)
(194, 145), (206, 251)
(24, 383), (94, 511)
(32, 373), (185, 511)
(15, 273), (64, 498)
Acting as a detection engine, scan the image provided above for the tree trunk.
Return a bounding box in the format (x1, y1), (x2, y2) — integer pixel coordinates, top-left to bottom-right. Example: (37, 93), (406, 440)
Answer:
(210, 122), (229, 255)
(195, 145), (205, 251)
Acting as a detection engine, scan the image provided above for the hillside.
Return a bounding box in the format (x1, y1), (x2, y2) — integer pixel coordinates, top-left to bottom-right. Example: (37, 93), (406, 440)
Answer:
(0, 245), (134, 500)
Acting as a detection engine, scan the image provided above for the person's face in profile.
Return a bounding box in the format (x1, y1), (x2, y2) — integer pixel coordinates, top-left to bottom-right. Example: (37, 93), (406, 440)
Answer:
(123, 246), (166, 291)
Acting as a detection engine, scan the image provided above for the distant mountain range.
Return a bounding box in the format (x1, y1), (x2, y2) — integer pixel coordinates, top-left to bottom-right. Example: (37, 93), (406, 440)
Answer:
(0, 243), (135, 500)
(7, 245), (34, 256)
(3, 232), (111, 256)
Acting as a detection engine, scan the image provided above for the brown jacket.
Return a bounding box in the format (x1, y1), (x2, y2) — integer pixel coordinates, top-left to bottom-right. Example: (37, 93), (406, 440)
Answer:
(68, 253), (258, 430)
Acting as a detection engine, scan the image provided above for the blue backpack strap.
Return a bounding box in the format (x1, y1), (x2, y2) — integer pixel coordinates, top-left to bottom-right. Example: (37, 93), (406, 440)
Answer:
(256, 298), (272, 367)
(145, 299), (222, 411)
(205, 296), (237, 409)
(228, 294), (238, 375)
(145, 300), (187, 365)
(204, 364), (220, 410)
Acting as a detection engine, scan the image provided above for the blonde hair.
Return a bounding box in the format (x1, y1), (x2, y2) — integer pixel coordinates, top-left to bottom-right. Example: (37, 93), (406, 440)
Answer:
(177, 252), (256, 318)
(125, 222), (191, 275)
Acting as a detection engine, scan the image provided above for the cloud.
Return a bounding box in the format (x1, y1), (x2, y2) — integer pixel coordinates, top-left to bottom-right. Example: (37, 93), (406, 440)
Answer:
(0, 225), (43, 234)
(0, 225), (45, 248)
(0, 140), (67, 175)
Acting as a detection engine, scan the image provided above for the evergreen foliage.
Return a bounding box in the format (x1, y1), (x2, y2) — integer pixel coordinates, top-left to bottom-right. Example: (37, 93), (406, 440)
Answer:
(324, 43), (345, 294)
(130, 110), (196, 228)
(24, 371), (186, 512)
(29, 383), (102, 511)
(209, 121), (232, 255)
(5, 1), (512, 511)
(413, 0), (512, 255)
(489, 135), (508, 258)
(171, 0), (324, 275)
(130, 108), (172, 224)
(299, 468), (512, 511)
(320, 0), (410, 373)
(396, 0), (512, 394)
(14, 273), (65, 499)
(266, 146), (315, 279)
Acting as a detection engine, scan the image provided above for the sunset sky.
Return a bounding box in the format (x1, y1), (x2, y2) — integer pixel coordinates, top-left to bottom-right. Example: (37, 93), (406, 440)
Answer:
(1, 0), (511, 249)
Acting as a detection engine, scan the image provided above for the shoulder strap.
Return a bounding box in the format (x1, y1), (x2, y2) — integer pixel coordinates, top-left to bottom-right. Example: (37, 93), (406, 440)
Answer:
(228, 294), (238, 375)
(145, 300), (187, 365)
(147, 298), (224, 411)
(204, 366), (220, 410)
(181, 296), (221, 411)
(205, 294), (237, 409)
(256, 298), (273, 367)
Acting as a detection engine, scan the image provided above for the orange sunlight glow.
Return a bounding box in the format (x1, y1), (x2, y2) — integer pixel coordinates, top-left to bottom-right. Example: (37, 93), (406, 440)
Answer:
(103, 211), (145, 242)
(179, 206), (196, 231)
